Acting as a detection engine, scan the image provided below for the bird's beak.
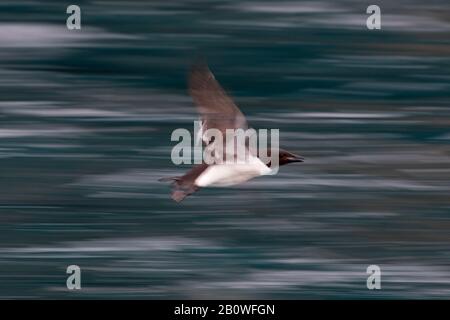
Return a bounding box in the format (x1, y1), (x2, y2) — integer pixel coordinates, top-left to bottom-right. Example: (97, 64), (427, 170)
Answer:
(286, 154), (305, 163)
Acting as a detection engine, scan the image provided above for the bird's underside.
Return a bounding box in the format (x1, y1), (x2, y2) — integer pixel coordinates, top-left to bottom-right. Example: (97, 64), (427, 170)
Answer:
(161, 158), (271, 203)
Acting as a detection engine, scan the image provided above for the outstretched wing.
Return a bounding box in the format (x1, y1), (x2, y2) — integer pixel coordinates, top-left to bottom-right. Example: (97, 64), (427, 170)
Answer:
(189, 64), (255, 163)
(189, 63), (248, 138)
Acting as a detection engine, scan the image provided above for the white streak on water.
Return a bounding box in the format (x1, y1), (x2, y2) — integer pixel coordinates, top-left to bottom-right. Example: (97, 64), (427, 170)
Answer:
(0, 23), (138, 48)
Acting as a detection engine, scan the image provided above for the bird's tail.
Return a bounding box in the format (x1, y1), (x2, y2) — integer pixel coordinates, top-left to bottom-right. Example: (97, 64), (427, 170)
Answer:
(158, 176), (180, 183)
(171, 190), (189, 203)
(158, 176), (194, 203)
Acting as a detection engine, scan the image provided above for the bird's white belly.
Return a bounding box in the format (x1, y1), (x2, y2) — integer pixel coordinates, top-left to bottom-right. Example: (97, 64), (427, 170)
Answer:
(195, 159), (271, 187)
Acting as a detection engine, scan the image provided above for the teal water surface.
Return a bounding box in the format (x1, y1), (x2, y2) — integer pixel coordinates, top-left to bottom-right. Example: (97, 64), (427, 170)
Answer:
(0, 0), (450, 299)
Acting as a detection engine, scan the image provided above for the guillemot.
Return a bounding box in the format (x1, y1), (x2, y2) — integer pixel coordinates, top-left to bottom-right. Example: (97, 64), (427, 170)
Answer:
(160, 64), (304, 202)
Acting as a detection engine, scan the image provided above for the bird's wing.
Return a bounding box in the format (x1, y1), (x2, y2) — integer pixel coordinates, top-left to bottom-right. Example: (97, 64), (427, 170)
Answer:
(189, 64), (254, 163)
(189, 63), (248, 138)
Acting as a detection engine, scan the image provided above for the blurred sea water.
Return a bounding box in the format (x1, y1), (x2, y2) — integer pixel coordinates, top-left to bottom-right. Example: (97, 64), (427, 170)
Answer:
(0, 0), (450, 298)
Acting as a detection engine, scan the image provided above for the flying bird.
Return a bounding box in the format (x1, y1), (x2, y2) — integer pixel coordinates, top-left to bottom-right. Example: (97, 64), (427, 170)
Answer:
(160, 64), (304, 202)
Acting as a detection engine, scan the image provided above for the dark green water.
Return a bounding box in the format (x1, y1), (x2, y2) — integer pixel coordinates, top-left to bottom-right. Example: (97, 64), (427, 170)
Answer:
(0, 0), (449, 298)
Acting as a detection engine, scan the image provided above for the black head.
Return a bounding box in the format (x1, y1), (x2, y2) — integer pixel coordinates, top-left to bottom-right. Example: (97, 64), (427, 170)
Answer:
(278, 149), (304, 166)
(264, 148), (304, 167)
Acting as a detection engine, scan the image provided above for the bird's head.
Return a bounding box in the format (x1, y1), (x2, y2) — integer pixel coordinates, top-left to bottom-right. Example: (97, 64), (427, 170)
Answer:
(263, 148), (304, 167)
(278, 149), (304, 166)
